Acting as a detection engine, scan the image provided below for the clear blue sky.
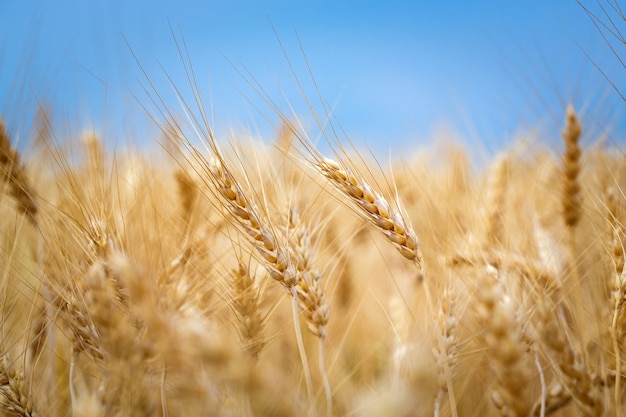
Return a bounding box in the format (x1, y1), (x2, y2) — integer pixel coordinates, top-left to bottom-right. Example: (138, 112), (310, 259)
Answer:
(1, 1), (624, 154)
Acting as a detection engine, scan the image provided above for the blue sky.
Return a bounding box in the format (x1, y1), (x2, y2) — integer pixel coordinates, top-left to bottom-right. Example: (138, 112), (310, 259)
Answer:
(1, 1), (624, 155)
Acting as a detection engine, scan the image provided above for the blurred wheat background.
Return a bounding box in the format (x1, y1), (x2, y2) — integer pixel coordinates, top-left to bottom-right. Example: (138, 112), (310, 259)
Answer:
(0, 1), (625, 416)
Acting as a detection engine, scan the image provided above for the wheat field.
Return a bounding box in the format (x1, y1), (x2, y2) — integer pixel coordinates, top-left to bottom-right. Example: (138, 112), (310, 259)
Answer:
(0, 13), (625, 417)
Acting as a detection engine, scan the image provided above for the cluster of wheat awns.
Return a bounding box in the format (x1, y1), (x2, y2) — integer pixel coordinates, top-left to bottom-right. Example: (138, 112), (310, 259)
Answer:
(0, 98), (625, 417)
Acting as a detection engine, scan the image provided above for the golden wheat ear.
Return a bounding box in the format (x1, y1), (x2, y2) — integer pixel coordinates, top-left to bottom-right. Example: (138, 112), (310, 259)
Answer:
(282, 207), (333, 414)
(535, 297), (604, 416)
(205, 155), (296, 289)
(0, 352), (39, 416)
(0, 120), (38, 225)
(606, 186), (626, 412)
(282, 208), (330, 339)
(561, 105), (582, 231)
(477, 265), (531, 417)
(230, 260), (266, 359)
(431, 286), (459, 417)
(317, 157), (424, 270)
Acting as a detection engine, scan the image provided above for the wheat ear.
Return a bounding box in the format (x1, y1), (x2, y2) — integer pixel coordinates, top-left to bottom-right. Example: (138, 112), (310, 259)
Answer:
(0, 120), (38, 225)
(562, 105), (583, 231)
(230, 261), (266, 359)
(175, 168), (199, 232)
(284, 208), (332, 415)
(317, 157), (424, 270)
(560, 105), (586, 338)
(561, 105), (583, 291)
(477, 265), (531, 417)
(198, 153), (319, 404)
(537, 298), (603, 416)
(206, 156), (296, 289)
(607, 187), (626, 414)
(0, 120), (51, 379)
(482, 154), (508, 250)
(285, 208), (330, 339)
(0, 353), (39, 417)
(433, 288), (459, 417)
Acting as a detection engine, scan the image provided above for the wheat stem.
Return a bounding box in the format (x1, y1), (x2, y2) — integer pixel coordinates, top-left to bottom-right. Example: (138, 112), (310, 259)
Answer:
(291, 292), (314, 409)
(607, 187), (625, 414)
(535, 353), (546, 417)
(318, 339), (333, 417)
(161, 365), (169, 417)
(69, 350), (78, 410)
